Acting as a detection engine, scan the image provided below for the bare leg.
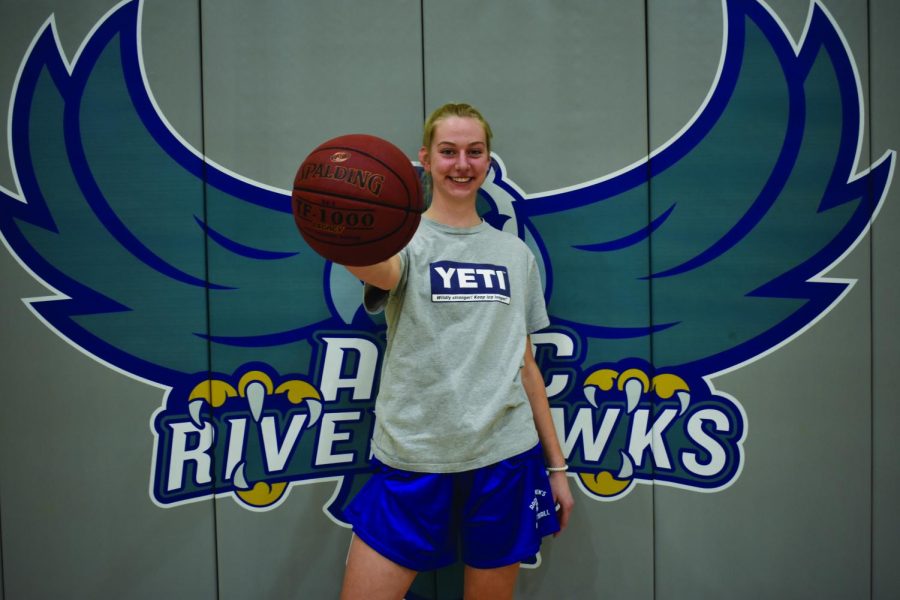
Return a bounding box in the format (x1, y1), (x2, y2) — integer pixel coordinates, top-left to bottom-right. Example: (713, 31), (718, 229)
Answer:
(340, 534), (417, 600)
(463, 563), (521, 600)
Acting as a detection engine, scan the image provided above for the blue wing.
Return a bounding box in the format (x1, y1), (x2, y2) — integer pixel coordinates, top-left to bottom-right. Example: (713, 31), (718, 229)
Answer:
(0, 1), (337, 384)
(513, 0), (893, 376)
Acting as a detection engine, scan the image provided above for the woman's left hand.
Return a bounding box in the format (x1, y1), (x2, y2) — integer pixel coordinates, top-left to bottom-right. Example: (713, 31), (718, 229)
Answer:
(549, 470), (575, 535)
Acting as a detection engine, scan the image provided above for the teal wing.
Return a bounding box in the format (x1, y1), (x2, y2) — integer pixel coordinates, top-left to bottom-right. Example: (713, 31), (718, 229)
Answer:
(513, 0), (893, 375)
(0, 2), (335, 383)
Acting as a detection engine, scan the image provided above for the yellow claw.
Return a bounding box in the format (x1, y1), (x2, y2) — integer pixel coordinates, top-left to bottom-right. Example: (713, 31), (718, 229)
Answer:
(275, 380), (321, 404)
(618, 368), (650, 393)
(652, 373), (689, 399)
(238, 371), (274, 396)
(583, 368), (619, 392)
(579, 471), (632, 498)
(188, 380), (237, 407)
(236, 481), (288, 507)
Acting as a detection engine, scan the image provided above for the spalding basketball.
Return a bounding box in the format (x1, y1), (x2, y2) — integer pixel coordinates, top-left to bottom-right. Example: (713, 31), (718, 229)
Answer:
(291, 134), (423, 266)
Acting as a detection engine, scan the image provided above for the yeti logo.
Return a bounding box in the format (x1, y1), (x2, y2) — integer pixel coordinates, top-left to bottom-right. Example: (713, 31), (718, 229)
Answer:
(431, 262), (511, 304)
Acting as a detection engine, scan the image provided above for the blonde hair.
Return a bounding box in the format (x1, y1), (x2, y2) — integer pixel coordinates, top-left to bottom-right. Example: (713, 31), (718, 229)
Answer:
(420, 103), (493, 202)
(422, 103), (493, 153)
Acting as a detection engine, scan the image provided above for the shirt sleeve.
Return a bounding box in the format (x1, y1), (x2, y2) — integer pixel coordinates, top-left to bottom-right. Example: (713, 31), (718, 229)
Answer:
(363, 283), (389, 314)
(525, 251), (550, 333)
(362, 249), (408, 314)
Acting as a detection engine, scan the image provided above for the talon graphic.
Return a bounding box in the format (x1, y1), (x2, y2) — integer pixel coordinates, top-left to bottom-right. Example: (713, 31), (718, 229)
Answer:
(236, 481), (289, 509)
(583, 368), (618, 408)
(304, 399), (323, 428)
(275, 380), (323, 428)
(616, 450), (635, 479)
(652, 373), (691, 415)
(187, 400), (204, 428)
(237, 371), (274, 422)
(583, 386), (597, 409)
(187, 379), (237, 426)
(218, 373), (326, 508)
(619, 369), (650, 393)
(245, 381), (266, 423)
(578, 452), (635, 500)
(623, 377), (644, 414)
(232, 462), (249, 490)
(582, 367), (652, 413)
(238, 371), (274, 396)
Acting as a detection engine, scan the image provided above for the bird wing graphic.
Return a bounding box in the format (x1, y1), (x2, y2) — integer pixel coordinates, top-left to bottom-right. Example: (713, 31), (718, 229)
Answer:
(0, 0), (893, 511)
(0, 1), (335, 384)
(512, 0), (893, 377)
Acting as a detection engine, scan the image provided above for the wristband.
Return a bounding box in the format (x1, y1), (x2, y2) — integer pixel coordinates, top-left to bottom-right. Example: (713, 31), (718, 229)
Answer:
(546, 464), (568, 472)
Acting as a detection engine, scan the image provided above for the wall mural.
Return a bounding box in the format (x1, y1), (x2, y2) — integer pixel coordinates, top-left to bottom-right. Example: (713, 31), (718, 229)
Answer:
(0, 0), (892, 531)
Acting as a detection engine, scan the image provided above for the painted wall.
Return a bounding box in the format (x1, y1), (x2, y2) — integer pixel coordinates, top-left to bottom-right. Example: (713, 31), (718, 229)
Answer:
(0, 1), (897, 599)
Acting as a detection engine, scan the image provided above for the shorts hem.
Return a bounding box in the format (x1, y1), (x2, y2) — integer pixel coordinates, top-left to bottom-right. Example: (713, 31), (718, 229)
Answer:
(351, 527), (453, 573)
(464, 543), (543, 570)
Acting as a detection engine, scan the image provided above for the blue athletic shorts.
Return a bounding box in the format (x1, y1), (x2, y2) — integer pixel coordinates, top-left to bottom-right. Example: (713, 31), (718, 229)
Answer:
(344, 444), (561, 571)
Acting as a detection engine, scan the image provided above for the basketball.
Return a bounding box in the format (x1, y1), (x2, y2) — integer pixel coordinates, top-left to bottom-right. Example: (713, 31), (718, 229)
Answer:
(291, 134), (423, 266)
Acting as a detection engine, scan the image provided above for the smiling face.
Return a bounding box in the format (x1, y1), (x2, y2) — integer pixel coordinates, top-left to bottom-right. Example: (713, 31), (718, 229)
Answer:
(419, 116), (491, 206)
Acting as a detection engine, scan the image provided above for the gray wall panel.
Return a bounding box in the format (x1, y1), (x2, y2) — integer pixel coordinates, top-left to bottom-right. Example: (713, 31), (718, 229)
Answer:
(0, 1), (218, 598)
(870, 0), (900, 598)
(655, 290), (873, 599)
(0, 254), (217, 598)
(198, 0), (424, 186)
(197, 2), (423, 598)
(423, 0), (649, 193)
(649, 1), (876, 598)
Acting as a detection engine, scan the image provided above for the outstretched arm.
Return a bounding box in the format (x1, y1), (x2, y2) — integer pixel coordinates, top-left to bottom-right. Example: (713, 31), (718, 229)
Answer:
(522, 336), (574, 534)
(343, 254), (402, 291)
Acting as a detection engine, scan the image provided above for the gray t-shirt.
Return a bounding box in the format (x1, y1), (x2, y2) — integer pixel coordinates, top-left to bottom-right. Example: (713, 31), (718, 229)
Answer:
(364, 217), (550, 472)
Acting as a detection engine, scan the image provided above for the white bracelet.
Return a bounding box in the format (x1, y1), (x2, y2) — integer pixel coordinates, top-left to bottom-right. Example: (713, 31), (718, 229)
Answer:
(546, 464), (568, 472)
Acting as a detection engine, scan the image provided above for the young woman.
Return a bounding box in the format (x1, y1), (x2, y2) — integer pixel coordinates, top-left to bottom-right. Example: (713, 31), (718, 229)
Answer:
(340, 103), (574, 600)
